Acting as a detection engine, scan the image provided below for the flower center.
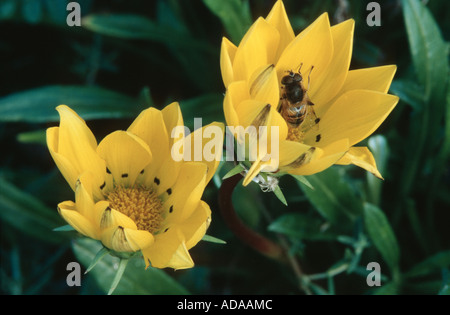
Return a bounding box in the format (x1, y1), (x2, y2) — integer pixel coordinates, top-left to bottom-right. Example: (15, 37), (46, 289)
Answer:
(106, 185), (163, 234)
(286, 126), (305, 142)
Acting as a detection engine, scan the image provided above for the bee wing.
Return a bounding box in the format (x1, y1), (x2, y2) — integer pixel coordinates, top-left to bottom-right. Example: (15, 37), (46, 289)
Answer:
(299, 105), (319, 133)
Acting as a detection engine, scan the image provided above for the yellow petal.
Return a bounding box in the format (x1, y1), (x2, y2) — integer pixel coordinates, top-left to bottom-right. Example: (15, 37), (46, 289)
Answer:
(233, 17), (280, 82)
(224, 80), (250, 127)
(311, 19), (354, 115)
(336, 146), (383, 179)
(155, 102), (185, 193)
(141, 227), (186, 269)
(265, 0), (295, 60)
(123, 228), (154, 251)
(220, 37), (238, 88)
(276, 13), (333, 95)
(339, 65), (397, 95)
(54, 105), (105, 193)
(304, 90), (399, 148)
(183, 122), (224, 184)
(248, 64), (279, 107)
(47, 127), (79, 191)
(58, 201), (99, 240)
(242, 156), (267, 186)
(74, 172), (95, 221)
(162, 162), (207, 224)
(278, 140), (315, 168)
(97, 130), (152, 188)
(101, 226), (133, 252)
(127, 107), (170, 184)
(290, 138), (349, 175)
(99, 206), (137, 231)
(183, 201), (211, 250)
(235, 99), (270, 128)
(165, 241), (194, 270)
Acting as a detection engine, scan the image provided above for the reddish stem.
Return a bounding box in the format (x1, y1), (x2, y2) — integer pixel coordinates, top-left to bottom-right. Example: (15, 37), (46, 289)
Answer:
(218, 174), (285, 260)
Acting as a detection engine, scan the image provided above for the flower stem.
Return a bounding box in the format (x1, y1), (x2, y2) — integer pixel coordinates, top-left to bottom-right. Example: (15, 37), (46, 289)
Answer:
(219, 174), (284, 260)
(219, 174), (319, 294)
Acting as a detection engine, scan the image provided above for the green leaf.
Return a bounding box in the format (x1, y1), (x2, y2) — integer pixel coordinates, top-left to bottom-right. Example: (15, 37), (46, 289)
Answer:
(405, 251), (450, 279)
(363, 203), (400, 276)
(82, 14), (214, 54)
(53, 225), (75, 232)
(366, 135), (389, 206)
(72, 238), (190, 295)
(179, 93), (224, 129)
(222, 164), (244, 180)
(298, 167), (363, 226)
(290, 174), (314, 190)
(203, 0), (252, 44)
(0, 177), (67, 244)
(16, 129), (47, 146)
(403, 0), (449, 104)
(0, 85), (142, 123)
(371, 281), (399, 295)
(202, 234), (227, 244)
(389, 79), (424, 110)
(268, 213), (337, 241)
(272, 185), (287, 206)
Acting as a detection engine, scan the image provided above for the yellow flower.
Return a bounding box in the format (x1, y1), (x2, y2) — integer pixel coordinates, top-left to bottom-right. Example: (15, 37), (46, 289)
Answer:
(221, 0), (399, 186)
(47, 103), (223, 269)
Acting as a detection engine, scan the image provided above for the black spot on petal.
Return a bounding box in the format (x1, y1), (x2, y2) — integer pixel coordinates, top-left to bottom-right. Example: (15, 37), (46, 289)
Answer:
(100, 182), (106, 189)
(315, 118), (321, 124)
(167, 188), (172, 195)
(154, 177), (160, 185)
(121, 173), (128, 178)
(106, 167), (111, 174)
(140, 169), (145, 174)
(169, 205), (173, 213)
(316, 134), (321, 143)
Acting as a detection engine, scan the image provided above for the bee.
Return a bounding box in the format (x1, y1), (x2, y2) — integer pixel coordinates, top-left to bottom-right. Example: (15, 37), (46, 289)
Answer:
(278, 65), (320, 133)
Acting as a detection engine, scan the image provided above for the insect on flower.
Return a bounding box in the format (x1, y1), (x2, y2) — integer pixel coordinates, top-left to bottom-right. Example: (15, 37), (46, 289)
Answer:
(278, 64), (320, 134)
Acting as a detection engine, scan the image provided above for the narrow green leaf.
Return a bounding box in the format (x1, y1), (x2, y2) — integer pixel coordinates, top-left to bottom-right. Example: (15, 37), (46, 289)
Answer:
(72, 238), (189, 295)
(363, 203), (400, 275)
(273, 185), (288, 206)
(268, 213), (337, 241)
(290, 174), (314, 190)
(85, 247), (110, 274)
(403, 0), (449, 103)
(82, 14), (215, 54)
(0, 178), (67, 244)
(371, 281), (399, 295)
(0, 85), (142, 123)
(298, 167), (362, 226)
(389, 79), (424, 110)
(53, 225), (75, 232)
(203, 0), (252, 43)
(202, 234), (227, 244)
(222, 164), (244, 180)
(366, 135), (389, 206)
(108, 258), (129, 295)
(405, 250), (450, 279)
(16, 130), (47, 146)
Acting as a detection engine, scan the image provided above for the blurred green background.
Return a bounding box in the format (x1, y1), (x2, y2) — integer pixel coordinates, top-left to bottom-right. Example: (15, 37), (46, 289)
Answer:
(0, 0), (449, 295)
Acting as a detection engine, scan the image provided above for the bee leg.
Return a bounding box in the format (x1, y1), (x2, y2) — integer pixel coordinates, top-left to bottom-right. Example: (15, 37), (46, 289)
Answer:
(308, 65), (314, 90)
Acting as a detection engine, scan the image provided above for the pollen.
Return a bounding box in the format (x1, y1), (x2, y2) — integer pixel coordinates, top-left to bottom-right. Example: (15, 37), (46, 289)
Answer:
(287, 126), (305, 142)
(107, 185), (164, 234)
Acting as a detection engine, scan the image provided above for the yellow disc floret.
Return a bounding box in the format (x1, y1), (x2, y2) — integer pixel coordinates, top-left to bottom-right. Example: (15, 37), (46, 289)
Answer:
(107, 185), (163, 234)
